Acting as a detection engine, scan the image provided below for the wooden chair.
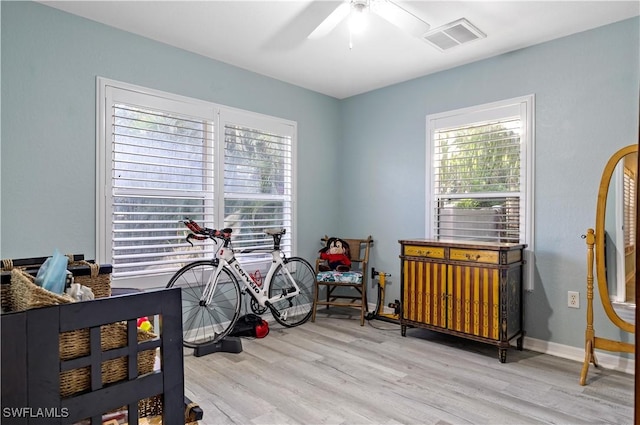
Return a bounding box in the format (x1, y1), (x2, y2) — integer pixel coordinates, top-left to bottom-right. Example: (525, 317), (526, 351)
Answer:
(312, 235), (373, 326)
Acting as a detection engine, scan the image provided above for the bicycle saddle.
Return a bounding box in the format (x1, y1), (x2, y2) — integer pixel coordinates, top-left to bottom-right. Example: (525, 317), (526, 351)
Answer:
(264, 228), (286, 236)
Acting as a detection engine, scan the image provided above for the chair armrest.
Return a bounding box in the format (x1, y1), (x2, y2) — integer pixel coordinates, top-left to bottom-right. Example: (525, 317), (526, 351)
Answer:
(351, 259), (365, 272)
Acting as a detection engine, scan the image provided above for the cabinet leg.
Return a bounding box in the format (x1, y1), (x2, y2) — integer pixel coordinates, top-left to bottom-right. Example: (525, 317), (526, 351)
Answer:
(516, 335), (524, 351)
(499, 348), (507, 363)
(401, 325), (407, 337)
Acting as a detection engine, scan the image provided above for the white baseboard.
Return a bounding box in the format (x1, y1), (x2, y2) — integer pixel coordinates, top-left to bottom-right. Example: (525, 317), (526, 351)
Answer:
(363, 304), (634, 375)
(523, 337), (635, 375)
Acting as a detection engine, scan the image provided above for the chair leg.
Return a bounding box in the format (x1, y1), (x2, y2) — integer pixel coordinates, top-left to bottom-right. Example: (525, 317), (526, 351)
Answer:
(326, 285), (331, 309)
(311, 282), (318, 323)
(360, 286), (366, 326)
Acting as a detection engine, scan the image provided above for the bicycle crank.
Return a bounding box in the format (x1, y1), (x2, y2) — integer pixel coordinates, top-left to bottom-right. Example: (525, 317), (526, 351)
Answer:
(250, 297), (267, 315)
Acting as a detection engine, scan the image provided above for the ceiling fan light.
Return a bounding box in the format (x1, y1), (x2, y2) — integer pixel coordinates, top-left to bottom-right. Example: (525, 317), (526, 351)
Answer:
(349, 5), (368, 34)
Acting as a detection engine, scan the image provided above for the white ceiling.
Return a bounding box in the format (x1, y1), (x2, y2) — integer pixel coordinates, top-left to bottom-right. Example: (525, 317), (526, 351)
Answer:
(40, 1), (639, 99)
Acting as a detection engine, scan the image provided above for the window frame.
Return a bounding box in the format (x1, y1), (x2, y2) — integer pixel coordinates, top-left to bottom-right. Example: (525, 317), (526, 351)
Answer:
(426, 95), (535, 290)
(96, 77), (298, 289)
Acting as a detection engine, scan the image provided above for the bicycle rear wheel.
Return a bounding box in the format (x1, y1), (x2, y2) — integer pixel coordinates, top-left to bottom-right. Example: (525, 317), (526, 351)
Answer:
(167, 260), (241, 347)
(268, 257), (315, 327)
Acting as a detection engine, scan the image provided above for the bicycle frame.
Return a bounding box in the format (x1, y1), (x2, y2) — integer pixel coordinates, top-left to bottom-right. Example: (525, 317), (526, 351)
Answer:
(202, 238), (301, 319)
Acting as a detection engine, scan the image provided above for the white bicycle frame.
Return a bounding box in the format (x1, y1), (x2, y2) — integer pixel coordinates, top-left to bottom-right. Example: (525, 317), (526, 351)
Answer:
(201, 236), (302, 319)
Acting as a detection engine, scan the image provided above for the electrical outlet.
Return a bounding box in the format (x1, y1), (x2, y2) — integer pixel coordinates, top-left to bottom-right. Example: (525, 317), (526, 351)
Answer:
(568, 291), (580, 308)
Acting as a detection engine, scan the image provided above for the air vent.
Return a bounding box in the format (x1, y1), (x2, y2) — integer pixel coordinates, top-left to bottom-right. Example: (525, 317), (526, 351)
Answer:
(423, 18), (486, 51)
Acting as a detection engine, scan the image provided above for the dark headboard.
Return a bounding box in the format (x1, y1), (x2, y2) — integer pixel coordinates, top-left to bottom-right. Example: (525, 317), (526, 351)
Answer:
(1, 287), (184, 425)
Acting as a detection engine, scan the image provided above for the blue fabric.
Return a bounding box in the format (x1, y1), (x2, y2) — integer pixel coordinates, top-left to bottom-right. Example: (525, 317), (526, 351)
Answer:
(316, 271), (362, 283)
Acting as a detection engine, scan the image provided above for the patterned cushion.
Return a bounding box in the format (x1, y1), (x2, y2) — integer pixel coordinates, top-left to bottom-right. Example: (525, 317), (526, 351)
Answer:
(316, 271), (363, 283)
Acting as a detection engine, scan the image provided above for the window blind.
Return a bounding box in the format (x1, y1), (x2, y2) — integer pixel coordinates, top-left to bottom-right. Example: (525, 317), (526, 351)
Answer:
(110, 103), (215, 279)
(432, 118), (523, 243)
(99, 80), (298, 287)
(223, 123), (293, 256)
(623, 166), (636, 251)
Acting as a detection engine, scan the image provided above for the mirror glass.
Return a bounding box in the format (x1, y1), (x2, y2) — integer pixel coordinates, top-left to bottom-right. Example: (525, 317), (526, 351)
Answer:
(605, 151), (637, 325)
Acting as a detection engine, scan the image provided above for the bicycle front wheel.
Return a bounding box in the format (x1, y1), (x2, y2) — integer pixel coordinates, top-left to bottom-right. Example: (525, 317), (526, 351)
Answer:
(268, 257), (315, 327)
(167, 261), (241, 348)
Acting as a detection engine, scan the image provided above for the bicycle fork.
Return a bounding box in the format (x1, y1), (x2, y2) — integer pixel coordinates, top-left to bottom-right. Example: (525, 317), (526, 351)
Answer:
(201, 260), (224, 307)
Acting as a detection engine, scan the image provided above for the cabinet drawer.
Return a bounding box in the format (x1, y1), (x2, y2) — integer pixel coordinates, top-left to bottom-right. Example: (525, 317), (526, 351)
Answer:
(404, 245), (445, 259)
(450, 248), (499, 264)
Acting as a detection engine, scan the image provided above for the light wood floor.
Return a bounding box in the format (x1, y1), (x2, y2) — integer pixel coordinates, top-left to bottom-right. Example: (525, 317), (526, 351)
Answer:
(184, 307), (634, 425)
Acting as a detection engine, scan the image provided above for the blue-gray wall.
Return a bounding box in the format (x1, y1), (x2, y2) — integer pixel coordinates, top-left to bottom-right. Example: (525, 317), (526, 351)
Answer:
(1, 1), (341, 265)
(2, 1), (638, 352)
(338, 17), (639, 350)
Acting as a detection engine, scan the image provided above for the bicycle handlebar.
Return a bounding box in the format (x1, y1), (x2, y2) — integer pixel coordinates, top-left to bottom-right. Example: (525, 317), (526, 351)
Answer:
(181, 218), (285, 251)
(182, 218), (232, 246)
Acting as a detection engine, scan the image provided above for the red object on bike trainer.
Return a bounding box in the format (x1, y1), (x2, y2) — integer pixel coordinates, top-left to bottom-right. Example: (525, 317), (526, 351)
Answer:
(229, 314), (270, 339)
(255, 320), (270, 338)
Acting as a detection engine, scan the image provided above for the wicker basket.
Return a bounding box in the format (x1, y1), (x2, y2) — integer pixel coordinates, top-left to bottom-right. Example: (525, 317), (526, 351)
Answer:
(2, 255), (112, 302)
(68, 260), (112, 299)
(9, 269), (156, 399)
(9, 268), (75, 310)
(2, 274), (13, 312)
(135, 397), (200, 424)
(59, 324), (157, 398)
(3, 257), (74, 310)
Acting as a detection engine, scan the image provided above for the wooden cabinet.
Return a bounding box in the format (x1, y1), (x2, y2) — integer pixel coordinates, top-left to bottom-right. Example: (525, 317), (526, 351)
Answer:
(399, 239), (526, 363)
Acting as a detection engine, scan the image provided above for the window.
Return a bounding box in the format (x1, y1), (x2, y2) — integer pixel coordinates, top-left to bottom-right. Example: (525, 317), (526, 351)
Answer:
(426, 95), (535, 289)
(219, 110), (294, 263)
(612, 155), (636, 303)
(97, 78), (296, 289)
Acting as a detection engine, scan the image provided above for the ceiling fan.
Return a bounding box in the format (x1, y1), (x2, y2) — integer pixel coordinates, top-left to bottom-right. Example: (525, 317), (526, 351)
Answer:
(307, 0), (430, 40)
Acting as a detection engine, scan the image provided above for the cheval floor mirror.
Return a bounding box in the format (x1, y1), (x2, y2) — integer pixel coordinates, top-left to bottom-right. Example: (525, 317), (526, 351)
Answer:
(581, 144), (637, 387)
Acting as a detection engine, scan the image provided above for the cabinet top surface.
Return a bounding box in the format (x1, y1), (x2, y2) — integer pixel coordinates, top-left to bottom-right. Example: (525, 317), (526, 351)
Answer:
(399, 239), (526, 250)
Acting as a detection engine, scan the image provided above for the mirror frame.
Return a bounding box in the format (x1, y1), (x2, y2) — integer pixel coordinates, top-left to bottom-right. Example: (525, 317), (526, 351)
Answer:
(595, 144), (637, 333)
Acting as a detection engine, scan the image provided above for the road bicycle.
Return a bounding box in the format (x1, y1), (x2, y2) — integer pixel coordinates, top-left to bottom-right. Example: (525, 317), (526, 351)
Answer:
(166, 219), (315, 348)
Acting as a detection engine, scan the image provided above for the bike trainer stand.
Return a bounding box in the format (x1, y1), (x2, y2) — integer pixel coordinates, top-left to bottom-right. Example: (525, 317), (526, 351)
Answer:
(365, 268), (401, 325)
(193, 336), (243, 357)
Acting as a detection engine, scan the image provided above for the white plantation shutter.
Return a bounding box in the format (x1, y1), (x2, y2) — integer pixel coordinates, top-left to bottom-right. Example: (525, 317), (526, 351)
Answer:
(222, 122), (293, 255)
(427, 95), (535, 289)
(433, 117), (522, 243)
(623, 166), (636, 251)
(100, 85), (216, 286)
(98, 79), (296, 288)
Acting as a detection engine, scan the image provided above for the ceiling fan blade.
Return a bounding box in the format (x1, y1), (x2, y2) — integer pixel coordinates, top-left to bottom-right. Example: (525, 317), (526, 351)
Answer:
(308, 2), (350, 39)
(372, 0), (430, 38)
